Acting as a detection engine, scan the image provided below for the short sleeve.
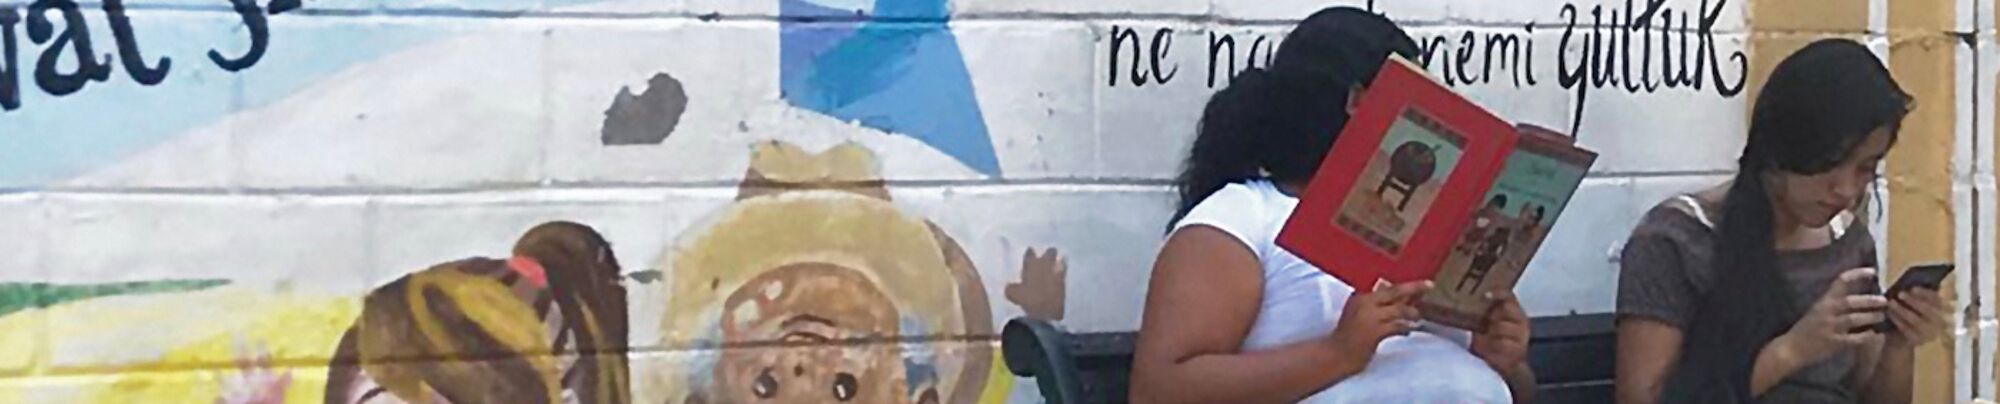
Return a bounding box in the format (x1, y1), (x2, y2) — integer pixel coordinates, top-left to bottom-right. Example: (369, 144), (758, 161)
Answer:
(1851, 218), (1885, 294)
(1173, 182), (1275, 260)
(1617, 229), (1699, 327)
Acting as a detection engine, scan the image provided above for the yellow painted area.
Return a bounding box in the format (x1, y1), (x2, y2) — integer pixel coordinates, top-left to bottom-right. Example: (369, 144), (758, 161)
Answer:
(0, 309), (41, 375)
(1749, 0), (1868, 33)
(1744, 0), (1866, 118)
(1743, 33), (1867, 118)
(1886, 0), (1961, 401)
(978, 349), (1016, 404)
(0, 286), (358, 403)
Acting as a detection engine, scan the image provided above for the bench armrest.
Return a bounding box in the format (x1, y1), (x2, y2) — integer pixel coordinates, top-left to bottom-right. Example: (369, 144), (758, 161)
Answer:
(1003, 318), (1086, 404)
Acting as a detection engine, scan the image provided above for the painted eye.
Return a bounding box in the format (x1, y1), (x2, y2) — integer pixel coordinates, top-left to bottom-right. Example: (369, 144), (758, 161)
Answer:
(832, 373), (858, 401)
(753, 368), (779, 399)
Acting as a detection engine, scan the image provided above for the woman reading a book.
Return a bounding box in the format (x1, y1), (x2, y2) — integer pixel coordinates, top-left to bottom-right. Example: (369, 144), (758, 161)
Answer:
(1614, 39), (1954, 404)
(1129, 7), (1535, 403)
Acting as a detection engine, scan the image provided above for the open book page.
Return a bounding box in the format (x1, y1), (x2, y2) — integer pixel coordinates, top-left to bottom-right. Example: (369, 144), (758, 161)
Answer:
(1418, 125), (1596, 330)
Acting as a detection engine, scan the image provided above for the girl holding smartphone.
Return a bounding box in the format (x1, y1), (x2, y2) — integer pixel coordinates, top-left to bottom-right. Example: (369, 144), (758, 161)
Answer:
(1615, 39), (1954, 404)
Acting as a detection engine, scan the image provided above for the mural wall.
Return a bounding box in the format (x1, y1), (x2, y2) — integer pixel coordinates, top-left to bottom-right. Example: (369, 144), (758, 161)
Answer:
(0, 0), (1987, 402)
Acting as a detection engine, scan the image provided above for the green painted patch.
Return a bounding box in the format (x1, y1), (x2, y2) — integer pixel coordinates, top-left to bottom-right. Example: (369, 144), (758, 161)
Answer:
(0, 280), (229, 318)
(626, 270), (664, 284)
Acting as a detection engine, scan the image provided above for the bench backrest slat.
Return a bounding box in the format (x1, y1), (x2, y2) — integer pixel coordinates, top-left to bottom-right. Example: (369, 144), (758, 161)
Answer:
(1002, 312), (1618, 404)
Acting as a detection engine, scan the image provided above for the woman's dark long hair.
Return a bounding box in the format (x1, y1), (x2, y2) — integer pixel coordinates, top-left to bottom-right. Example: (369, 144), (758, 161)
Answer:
(1661, 39), (1912, 402)
(1170, 7), (1419, 227)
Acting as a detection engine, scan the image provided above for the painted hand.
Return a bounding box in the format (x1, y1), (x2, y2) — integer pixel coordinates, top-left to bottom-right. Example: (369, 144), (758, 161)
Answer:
(1006, 248), (1067, 321)
(1471, 291), (1531, 374)
(216, 341), (291, 404)
(1886, 287), (1952, 348)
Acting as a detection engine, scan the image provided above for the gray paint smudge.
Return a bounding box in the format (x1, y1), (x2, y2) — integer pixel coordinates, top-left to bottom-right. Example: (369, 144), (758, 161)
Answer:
(601, 73), (688, 146)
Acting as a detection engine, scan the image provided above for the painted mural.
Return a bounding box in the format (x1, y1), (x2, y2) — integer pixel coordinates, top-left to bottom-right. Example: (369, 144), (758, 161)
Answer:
(324, 221), (631, 404)
(780, 0), (998, 176)
(0, 0), (1987, 402)
(644, 140), (1019, 404)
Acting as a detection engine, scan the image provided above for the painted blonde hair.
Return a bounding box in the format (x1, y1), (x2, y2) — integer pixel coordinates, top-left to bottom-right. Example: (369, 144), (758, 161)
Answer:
(355, 267), (561, 403)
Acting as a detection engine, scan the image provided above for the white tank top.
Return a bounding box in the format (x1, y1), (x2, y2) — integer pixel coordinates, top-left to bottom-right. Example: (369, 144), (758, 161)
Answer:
(1173, 180), (1514, 403)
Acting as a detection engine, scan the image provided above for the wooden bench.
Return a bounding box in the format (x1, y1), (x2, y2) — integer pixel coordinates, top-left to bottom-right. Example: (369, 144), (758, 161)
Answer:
(1001, 313), (1617, 404)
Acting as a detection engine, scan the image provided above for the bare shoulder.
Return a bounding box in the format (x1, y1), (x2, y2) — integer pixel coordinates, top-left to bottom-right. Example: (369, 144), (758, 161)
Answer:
(1158, 225), (1259, 270)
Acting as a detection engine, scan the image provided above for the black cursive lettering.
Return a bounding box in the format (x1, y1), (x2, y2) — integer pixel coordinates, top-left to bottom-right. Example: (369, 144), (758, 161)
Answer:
(1591, 6), (1615, 90)
(0, 9), (18, 110)
(103, 0), (169, 85)
(1558, 4), (1588, 135)
(1637, 0), (1664, 92)
(0, 0), (293, 113)
(1524, 23), (1538, 86)
(1150, 28), (1178, 84)
(1096, 2), (1748, 138)
(1701, 0), (1746, 96)
(1620, 0), (1641, 93)
(210, 0), (269, 72)
(28, 0), (112, 96)
(1454, 31), (1476, 85)
(1208, 32), (1234, 88)
(1108, 26), (1147, 86)
(1248, 35), (1273, 70)
(1485, 32), (1522, 87)
(268, 0), (301, 14)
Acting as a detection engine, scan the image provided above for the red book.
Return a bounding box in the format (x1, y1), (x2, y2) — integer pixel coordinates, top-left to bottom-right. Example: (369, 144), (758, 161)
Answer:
(1276, 56), (1598, 330)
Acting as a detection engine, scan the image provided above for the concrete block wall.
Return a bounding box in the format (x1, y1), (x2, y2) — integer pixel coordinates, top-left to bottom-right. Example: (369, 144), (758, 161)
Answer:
(0, 0), (1980, 402)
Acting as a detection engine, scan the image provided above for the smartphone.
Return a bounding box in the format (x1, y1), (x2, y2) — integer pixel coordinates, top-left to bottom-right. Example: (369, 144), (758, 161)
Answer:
(1887, 263), (1955, 298)
(1869, 263), (1955, 333)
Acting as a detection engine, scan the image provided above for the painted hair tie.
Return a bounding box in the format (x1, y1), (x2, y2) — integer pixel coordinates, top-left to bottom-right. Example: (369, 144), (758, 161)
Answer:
(508, 255), (549, 288)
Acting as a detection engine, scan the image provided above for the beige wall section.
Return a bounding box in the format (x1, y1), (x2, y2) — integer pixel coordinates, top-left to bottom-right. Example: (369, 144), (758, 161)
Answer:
(1750, 0), (1871, 33)
(1743, 33), (1866, 112)
(1745, 0), (1869, 108)
(1750, 0), (1961, 401)
(1887, 0), (1962, 402)
(1888, 32), (1961, 404)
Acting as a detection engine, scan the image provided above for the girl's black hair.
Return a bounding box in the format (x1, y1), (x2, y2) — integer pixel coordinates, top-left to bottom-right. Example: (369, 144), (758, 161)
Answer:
(1661, 38), (1912, 402)
(1170, 6), (1419, 226)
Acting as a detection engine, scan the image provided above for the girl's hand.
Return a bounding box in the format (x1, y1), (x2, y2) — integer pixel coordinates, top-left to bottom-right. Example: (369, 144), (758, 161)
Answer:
(1472, 291), (1530, 373)
(1775, 268), (1889, 365)
(1327, 281), (1432, 361)
(1886, 287), (1952, 348)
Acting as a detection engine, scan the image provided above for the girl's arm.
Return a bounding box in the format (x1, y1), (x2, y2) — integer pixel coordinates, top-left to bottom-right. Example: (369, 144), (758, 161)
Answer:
(1128, 226), (1406, 404)
(1749, 334), (1819, 395)
(1856, 339), (1914, 404)
(1614, 318), (1682, 404)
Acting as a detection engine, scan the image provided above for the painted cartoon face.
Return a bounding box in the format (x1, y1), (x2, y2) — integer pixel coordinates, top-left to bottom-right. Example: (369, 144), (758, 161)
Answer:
(713, 263), (931, 403)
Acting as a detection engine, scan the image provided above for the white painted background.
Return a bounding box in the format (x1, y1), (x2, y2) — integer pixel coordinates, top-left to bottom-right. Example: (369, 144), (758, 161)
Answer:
(15, 0), (1980, 402)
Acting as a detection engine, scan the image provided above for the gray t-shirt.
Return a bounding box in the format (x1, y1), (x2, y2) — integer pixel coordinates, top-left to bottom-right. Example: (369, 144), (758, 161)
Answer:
(1617, 196), (1879, 403)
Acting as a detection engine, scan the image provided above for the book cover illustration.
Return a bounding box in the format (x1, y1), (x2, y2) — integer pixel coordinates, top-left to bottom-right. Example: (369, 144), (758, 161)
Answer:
(1418, 126), (1596, 330)
(1334, 109), (1469, 256)
(1277, 54), (1515, 290)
